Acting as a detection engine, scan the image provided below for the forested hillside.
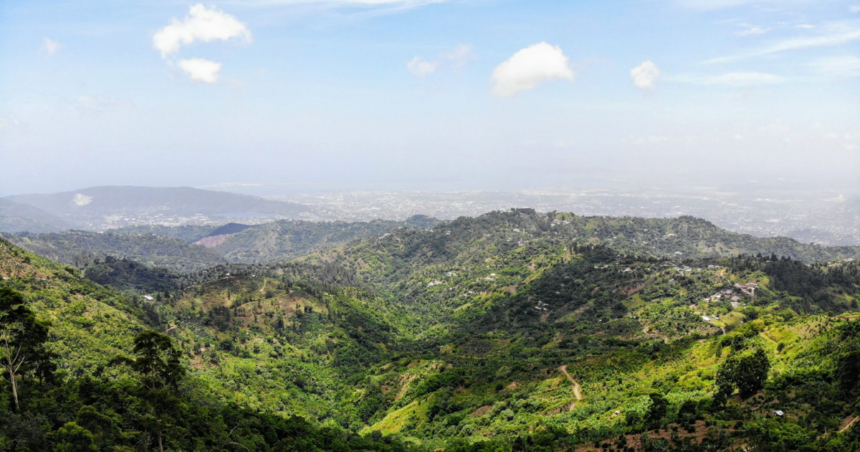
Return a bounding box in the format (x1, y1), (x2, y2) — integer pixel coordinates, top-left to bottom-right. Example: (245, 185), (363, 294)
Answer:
(5, 216), (441, 273)
(206, 216), (439, 263)
(2, 230), (226, 272)
(2, 210), (860, 451)
(0, 238), (414, 451)
(113, 224), (219, 243)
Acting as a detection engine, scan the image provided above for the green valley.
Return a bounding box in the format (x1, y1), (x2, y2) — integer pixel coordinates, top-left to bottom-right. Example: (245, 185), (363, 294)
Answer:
(2, 210), (860, 451)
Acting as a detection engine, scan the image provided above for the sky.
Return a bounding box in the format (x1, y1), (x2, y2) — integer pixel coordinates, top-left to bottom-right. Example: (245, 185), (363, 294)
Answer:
(1, 0), (859, 196)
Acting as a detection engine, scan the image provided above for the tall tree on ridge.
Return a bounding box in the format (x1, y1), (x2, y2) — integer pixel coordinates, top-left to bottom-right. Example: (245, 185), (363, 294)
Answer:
(0, 287), (54, 413)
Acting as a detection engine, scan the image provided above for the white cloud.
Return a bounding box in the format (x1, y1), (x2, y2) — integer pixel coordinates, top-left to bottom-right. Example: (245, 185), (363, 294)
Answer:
(671, 72), (786, 86)
(444, 44), (475, 68)
(43, 37), (61, 56)
(153, 4), (251, 58)
(705, 22), (860, 63)
(178, 58), (222, 83)
(630, 60), (660, 92)
(797, 24), (815, 29)
(406, 44), (475, 78)
(851, 5), (860, 13)
(491, 42), (574, 97)
(809, 55), (860, 77)
(407, 57), (439, 77)
(736, 25), (769, 36)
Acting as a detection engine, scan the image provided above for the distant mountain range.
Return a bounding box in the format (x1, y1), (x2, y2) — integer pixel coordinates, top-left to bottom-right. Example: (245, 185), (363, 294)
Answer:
(2, 186), (312, 230)
(0, 198), (71, 233)
(4, 210), (858, 281)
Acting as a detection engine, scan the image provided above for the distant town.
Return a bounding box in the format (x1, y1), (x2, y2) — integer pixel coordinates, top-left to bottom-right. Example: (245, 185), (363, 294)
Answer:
(274, 187), (859, 246)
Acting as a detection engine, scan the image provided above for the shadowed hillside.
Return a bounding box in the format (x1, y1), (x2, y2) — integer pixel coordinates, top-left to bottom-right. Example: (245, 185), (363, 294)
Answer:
(0, 198), (71, 233)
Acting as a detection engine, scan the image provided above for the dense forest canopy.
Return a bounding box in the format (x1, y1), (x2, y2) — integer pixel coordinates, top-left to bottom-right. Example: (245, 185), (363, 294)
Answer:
(1, 210), (860, 451)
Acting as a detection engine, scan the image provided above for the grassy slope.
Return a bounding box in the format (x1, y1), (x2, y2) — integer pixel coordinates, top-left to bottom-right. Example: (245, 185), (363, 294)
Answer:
(0, 238), (149, 372)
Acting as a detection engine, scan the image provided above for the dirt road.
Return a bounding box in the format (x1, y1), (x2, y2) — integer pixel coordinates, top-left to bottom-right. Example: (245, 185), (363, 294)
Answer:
(558, 365), (582, 411)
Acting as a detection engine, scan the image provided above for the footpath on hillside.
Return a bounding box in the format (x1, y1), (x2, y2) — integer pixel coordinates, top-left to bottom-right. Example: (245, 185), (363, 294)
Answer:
(558, 365), (582, 411)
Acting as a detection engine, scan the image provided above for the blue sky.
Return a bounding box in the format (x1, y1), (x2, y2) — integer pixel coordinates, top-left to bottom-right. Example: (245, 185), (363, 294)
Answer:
(1, 0), (858, 195)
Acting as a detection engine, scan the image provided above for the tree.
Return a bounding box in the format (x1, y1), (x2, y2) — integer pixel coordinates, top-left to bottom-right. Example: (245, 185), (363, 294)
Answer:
(715, 348), (770, 403)
(110, 330), (186, 452)
(835, 343), (860, 395)
(55, 422), (97, 452)
(645, 392), (668, 429)
(0, 287), (54, 412)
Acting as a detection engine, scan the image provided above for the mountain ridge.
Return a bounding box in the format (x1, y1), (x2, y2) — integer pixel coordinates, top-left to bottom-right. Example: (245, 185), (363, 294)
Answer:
(5, 185), (312, 230)
(0, 198), (72, 233)
(2, 210), (860, 451)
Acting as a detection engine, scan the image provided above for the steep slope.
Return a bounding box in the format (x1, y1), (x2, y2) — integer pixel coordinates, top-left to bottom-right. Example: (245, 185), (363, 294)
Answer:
(4, 212), (860, 451)
(329, 247), (860, 450)
(0, 237), (412, 451)
(0, 237), (153, 370)
(6, 186), (312, 230)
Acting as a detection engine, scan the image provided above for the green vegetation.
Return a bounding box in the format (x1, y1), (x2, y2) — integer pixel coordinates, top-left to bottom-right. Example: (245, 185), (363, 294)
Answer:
(201, 216), (440, 264)
(2, 210), (860, 451)
(113, 224), (218, 243)
(0, 286), (54, 412)
(4, 215), (442, 274)
(83, 256), (180, 293)
(2, 230), (226, 272)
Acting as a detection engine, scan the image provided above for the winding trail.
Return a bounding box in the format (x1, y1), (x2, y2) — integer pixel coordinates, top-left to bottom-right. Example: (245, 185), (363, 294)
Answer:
(558, 365), (582, 411)
(839, 416), (858, 433)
